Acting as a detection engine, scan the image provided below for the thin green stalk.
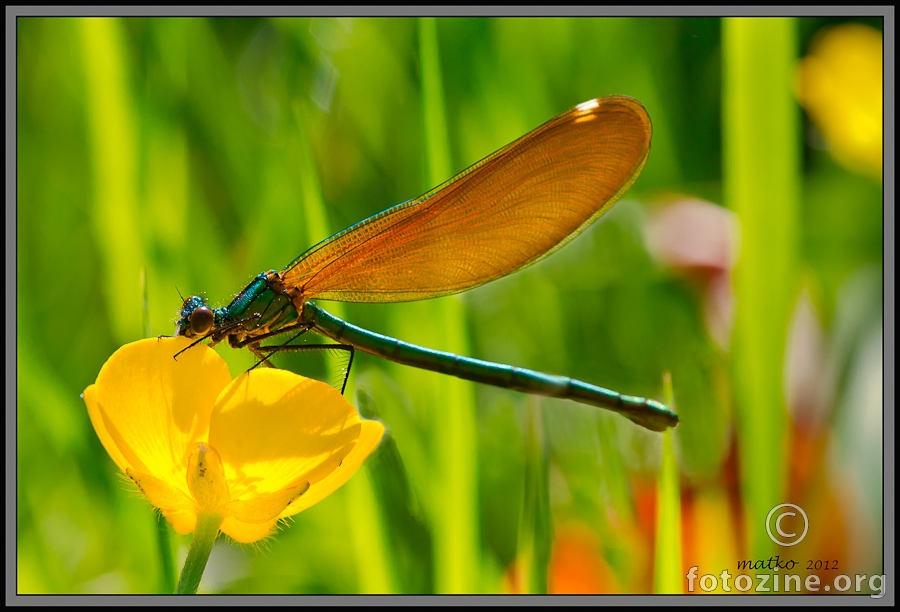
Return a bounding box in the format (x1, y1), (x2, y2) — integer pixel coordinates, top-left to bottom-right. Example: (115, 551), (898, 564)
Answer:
(155, 519), (176, 594)
(653, 373), (682, 594)
(79, 17), (144, 343)
(174, 512), (222, 595)
(723, 17), (800, 561)
(517, 400), (551, 594)
(291, 102), (395, 593)
(415, 16), (481, 593)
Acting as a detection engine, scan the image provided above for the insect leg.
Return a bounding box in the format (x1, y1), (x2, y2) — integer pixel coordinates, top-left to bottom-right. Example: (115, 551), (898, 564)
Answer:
(245, 325), (313, 370)
(268, 343), (355, 394)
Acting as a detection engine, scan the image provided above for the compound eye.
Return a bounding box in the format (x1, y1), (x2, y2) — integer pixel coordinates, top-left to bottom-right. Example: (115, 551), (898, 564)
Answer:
(189, 306), (215, 336)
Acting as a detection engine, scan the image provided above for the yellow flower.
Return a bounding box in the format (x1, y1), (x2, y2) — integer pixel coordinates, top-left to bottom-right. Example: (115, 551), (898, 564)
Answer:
(82, 337), (385, 544)
(797, 23), (883, 179)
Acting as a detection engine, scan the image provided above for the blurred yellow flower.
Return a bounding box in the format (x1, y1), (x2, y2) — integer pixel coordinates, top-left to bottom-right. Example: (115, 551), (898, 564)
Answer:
(82, 337), (385, 544)
(797, 23), (883, 179)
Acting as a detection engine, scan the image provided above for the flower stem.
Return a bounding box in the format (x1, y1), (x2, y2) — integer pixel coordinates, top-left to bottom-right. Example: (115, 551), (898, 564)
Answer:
(175, 512), (222, 594)
(155, 518), (175, 593)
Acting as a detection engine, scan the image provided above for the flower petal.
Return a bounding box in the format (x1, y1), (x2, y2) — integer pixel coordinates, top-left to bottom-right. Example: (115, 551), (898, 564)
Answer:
(83, 384), (129, 471)
(126, 467), (196, 516)
(221, 480), (310, 523)
(209, 369), (375, 501)
(93, 337), (231, 492)
(161, 508), (198, 535)
(281, 419), (385, 517)
(219, 516), (279, 544)
(185, 442), (230, 512)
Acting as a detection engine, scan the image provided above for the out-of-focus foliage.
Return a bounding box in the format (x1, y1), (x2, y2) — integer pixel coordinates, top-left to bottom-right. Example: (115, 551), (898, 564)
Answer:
(16, 16), (883, 594)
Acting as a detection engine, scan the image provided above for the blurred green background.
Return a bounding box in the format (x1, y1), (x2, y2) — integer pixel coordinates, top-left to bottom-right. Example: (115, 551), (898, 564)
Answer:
(16, 17), (884, 594)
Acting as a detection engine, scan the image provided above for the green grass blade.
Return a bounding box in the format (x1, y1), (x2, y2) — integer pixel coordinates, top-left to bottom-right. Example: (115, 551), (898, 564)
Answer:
(291, 104), (395, 593)
(357, 388), (434, 593)
(78, 18), (145, 343)
(401, 16), (481, 593)
(343, 459), (396, 594)
(516, 400), (552, 594)
(723, 17), (801, 561)
(653, 374), (682, 594)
